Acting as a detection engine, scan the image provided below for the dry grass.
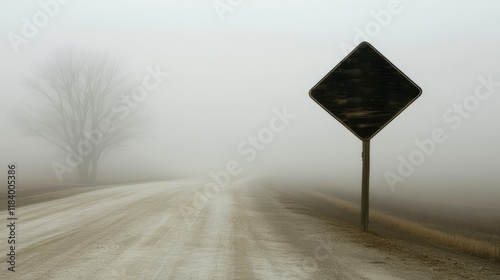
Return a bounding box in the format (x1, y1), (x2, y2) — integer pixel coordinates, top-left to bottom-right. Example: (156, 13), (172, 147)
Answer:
(306, 190), (500, 262)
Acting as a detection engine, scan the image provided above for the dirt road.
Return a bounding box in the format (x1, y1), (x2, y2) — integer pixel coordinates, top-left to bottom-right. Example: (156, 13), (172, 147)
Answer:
(0, 179), (497, 279)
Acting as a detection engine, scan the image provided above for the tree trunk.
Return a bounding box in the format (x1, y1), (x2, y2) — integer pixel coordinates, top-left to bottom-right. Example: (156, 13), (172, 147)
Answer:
(78, 157), (92, 185)
(89, 155), (98, 184)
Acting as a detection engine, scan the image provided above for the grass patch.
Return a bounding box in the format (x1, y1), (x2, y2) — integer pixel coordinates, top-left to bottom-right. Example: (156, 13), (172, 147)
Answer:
(305, 190), (500, 262)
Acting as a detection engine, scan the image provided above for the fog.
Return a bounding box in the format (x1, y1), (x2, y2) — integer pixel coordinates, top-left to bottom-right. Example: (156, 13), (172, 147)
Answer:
(1, 0), (500, 209)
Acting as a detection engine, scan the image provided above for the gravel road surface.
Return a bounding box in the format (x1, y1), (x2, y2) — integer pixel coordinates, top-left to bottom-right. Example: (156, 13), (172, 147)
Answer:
(0, 179), (498, 279)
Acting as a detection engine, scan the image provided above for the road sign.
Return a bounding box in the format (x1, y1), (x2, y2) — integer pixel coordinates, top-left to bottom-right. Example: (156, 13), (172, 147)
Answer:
(310, 42), (421, 140)
(309, 42), (422, 231)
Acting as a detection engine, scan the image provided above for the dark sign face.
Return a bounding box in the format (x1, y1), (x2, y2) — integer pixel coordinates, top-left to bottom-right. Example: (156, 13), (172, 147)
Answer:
(310, 42), (422, 140)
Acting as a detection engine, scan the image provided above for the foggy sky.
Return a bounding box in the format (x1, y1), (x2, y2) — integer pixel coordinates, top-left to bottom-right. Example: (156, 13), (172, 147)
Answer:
(1, 0), (500, 205)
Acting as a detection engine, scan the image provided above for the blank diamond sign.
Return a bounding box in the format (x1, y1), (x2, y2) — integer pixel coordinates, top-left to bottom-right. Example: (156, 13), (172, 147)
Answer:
(309, 41), (422, 231)
(310, 42), (421, 140)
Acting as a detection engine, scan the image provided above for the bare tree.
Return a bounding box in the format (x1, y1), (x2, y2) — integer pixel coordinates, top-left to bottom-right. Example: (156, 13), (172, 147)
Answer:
(16, 48), (149, 184)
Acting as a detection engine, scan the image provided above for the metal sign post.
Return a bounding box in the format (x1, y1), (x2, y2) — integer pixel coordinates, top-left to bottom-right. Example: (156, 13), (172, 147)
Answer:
(361, 140), (370, 231)
(310, 42), (421, 232)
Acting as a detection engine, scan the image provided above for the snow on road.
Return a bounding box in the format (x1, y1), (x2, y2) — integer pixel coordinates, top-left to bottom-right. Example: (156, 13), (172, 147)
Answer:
(0, 179), (487, 279)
